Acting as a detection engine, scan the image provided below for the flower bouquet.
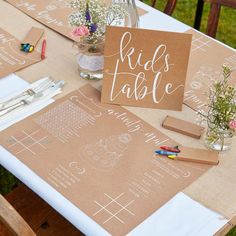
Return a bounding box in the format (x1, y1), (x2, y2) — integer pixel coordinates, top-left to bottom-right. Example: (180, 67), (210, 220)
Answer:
(69, 0), (127, 80)
(199, 66), (236, 151)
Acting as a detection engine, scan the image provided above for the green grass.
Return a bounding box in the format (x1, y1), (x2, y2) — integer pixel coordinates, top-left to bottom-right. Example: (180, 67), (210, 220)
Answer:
(0, 166), (20, 195)
(228, 228), (236, 236)
(0, 0), (236, 235)
(144, 0), (236, 48)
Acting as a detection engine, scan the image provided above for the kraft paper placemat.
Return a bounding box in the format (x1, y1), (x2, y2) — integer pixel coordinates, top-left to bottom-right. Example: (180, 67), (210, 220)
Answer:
(184, 29), (236, 112)
(0, 84), (211, 235)
(6, 0), (148, 41)
(0, 27), (41, 78)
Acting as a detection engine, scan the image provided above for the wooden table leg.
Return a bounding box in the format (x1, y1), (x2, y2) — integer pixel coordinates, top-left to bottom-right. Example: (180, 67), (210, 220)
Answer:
(194, 0), (204, 30)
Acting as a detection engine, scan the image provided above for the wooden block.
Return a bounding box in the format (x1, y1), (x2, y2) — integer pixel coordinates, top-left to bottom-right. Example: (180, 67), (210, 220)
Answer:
(162, 115), (205, 139)
(177, 146), (219, 165)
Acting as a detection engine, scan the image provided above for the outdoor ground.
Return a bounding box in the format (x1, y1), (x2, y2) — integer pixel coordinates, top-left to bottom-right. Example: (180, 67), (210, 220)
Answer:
(0, 0), (235, 235)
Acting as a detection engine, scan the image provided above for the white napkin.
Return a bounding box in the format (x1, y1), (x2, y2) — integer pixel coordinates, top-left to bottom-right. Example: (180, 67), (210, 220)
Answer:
(0, 74), (54, 131)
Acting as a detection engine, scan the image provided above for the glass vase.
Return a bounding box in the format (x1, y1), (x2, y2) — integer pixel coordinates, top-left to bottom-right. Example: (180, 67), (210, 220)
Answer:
(111, 0), (139, 27)
(76, 39), (104, 80)
(205, 128), (234, 151)
(76, 0), (139, 81)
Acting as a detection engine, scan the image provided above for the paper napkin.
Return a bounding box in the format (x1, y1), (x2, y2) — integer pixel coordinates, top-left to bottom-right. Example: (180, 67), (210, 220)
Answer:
(0, 74), (54, 131)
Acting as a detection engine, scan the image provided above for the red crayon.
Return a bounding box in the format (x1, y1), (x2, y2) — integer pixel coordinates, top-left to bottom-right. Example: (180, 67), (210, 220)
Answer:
(160, 146), (180, 153)
(41, 39), (46, 60)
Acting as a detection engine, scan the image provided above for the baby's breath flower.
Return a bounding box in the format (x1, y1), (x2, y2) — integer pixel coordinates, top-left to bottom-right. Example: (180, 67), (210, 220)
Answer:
(68, 0), (127, 42)
(199, 66), (236, 148)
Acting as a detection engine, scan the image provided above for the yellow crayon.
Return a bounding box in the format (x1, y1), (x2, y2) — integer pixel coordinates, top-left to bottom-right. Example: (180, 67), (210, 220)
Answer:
(29, 45), (34, 52)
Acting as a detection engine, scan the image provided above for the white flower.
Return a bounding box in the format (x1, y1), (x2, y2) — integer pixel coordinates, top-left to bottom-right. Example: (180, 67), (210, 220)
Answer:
(68, 0), (127, 42)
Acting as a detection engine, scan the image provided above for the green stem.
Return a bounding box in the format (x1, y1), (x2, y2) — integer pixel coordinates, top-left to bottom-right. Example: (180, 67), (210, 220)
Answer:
(220, 134), (224, 151)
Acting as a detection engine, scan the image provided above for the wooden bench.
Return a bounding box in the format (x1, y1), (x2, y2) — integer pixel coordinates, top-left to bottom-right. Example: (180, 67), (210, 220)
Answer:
(205, 0), (236, 37)
(0, 184), (83, 236)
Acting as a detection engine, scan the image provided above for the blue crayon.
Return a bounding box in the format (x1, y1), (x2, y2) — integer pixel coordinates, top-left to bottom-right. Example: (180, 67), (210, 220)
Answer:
(155, 150), (178, 156)
(25, 44), (31, 52)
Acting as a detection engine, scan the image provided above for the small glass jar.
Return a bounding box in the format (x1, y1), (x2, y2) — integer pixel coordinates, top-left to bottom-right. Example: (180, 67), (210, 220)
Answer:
(76, 39), (105, 80)
(76, 0), (139, 80)
(205, 128), (234, 151)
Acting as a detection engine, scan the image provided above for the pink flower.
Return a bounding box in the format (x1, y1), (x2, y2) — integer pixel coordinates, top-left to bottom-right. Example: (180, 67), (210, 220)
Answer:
(229, 120), (236, 130)
(71, 26), (90, 38)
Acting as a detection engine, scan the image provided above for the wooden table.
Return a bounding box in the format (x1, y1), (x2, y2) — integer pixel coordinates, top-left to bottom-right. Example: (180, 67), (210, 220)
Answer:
(0, 0), (236, 235)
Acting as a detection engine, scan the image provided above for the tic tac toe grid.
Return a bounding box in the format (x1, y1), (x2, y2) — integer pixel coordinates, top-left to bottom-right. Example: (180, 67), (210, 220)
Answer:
(93, 192), (135, 225)
(191, 35), (212, 52)
(7, 129), (48, 156)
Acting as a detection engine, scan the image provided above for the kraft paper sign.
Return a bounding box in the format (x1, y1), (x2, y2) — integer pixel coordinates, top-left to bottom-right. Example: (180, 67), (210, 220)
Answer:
(0, 27), (41, 79)
(101, 26), (192, 110)
(6, 0), (147, 41)
(184, 29), (236, 112)
(0, 84), (210, 235)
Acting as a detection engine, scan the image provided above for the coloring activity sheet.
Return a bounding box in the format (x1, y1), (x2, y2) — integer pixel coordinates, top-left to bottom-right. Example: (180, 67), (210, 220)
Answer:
(6, 0), (147, 41)
(0, 84), (211, 235)
(0, 27), (41, 78)
(184, 29), (236, 112)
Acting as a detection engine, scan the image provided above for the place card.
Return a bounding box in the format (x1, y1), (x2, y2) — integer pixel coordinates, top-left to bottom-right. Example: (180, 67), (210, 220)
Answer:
(0, 84), (210, 235)
(0, 27), (41, 79)
(184, 29), (236, 112)
(101, 26), (192, 110)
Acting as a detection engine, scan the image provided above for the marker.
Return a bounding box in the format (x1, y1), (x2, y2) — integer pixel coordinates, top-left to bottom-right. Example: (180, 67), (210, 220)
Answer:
(41, 39), (46, 60)
(167, 155), (177, 160)
(155, 150), (178, 156)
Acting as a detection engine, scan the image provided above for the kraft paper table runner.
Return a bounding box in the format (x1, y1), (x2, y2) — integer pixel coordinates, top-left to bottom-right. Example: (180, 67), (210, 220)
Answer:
(184, 147), (236, 220)
(0, 84), (211, 235)
(184, 29), (236, 112)
(0, 27), (41, 78)
(6, 0), (148, 41)
(182, 30), (236, 219)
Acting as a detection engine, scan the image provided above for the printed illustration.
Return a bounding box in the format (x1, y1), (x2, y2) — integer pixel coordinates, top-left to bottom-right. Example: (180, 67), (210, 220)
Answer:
(80, 133), (132, 171)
